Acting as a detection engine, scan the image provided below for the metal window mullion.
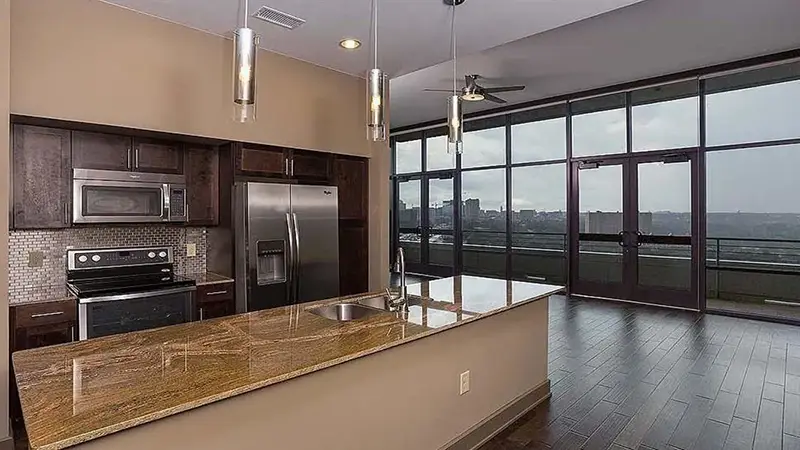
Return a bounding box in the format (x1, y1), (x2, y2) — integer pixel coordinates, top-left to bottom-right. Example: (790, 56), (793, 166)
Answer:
(625, 91), (633, 153)
(565, 100), (575, 293)
(505, 115), (512, 280)
(455, 144), (463, 275)
(698, 78), (708, 311)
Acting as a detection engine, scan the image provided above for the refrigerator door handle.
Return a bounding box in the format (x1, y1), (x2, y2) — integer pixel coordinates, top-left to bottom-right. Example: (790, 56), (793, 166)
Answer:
(292, 212), (301, 303)
(285, 212), (295, 305)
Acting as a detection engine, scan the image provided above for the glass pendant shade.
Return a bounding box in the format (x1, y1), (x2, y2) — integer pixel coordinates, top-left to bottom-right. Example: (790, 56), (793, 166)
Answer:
(367, 68), (387, 141)
(233, 27), (258, 123)
(447, 94), (463, 154)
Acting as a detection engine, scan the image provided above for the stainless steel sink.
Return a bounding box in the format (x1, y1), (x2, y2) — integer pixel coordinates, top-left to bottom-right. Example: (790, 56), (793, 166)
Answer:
(307, 303), (385, 321)
(355, 293), (424, 310)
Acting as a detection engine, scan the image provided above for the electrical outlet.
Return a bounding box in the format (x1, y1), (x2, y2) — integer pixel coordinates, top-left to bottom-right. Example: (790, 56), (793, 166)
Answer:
(459, 370), (470, 395)
(186, 243), (197, 257)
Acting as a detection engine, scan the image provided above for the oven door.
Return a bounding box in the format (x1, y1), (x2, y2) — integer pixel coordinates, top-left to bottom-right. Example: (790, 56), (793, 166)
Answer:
(78, 286), (196, 340)
(73, 179), (169, 224)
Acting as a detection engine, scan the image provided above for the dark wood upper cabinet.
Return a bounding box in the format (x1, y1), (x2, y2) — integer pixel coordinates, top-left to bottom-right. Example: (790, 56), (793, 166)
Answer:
(72, 131), (132, 171)
(185, 146), (219, 226)
(290, 150), (332, 182)
(334, 157), (368, 221)
(339, 225), (369, 295)
(133, 137), (184, 174)
(236, 145), (287, 178)
(12, 125), (72, 229)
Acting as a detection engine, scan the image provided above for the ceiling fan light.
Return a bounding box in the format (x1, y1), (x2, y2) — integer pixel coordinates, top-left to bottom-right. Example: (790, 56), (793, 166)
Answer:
(462, 92), (484, 102)
(233, 27), (258, 123)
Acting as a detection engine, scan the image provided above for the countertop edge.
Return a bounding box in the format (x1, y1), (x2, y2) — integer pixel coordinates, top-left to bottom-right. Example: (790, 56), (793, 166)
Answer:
(29, 285), (564, 450)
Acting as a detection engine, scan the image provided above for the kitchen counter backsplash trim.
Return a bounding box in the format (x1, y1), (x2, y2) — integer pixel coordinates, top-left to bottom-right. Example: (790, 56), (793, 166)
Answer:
(8, 226), (207, 304)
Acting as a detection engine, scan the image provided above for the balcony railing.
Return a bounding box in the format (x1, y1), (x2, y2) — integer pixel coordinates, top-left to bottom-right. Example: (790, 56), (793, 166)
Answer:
(399, 234), (800, 310)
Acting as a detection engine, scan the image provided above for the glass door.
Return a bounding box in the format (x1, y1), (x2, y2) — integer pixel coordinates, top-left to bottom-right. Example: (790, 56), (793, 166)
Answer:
(631, 153), (698, 309)
(570, 160), (630, 299)
(570, 152), (699, 309)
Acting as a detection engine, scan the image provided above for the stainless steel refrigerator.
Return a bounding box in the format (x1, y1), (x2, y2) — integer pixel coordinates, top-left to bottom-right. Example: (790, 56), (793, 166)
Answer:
(234, 182), (339, 312)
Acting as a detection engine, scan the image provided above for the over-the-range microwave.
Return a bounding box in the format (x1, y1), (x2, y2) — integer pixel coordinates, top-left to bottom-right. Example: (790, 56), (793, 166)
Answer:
(72, 169), (187, 224)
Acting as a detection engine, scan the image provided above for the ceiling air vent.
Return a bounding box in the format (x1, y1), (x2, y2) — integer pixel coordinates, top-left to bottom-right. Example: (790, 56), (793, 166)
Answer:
(252, 6), (306, 30)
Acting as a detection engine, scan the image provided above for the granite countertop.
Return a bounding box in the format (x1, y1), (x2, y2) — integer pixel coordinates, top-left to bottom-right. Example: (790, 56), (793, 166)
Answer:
(13, 276), (563, 450)
(179, 272), (234, 286)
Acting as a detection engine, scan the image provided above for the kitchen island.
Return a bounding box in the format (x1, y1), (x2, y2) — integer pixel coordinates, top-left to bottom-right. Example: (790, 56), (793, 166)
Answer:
(13, 276), (562, 450)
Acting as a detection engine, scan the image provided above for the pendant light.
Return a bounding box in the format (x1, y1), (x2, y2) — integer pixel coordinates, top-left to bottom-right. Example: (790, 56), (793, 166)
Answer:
(446, 0), (463, 154)
(233, 0), (259, 123)
(367, 0), (387, 141)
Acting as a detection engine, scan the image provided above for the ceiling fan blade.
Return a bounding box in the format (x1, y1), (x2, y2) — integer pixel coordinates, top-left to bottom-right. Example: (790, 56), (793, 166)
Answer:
(423, 89), (455, 92)
(482, 86), (526, 94)
(483, 93), (508, 104)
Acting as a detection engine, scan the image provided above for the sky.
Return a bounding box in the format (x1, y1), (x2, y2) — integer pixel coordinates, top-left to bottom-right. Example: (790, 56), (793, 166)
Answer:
(396, 76), (800, 214)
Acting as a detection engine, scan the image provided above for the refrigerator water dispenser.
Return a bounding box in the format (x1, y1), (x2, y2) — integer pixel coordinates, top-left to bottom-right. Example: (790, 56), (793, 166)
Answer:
(256, 240), (286, 285)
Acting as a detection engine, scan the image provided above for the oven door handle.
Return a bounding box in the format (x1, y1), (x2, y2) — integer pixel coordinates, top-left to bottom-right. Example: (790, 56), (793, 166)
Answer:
(78, 286), (196, 304)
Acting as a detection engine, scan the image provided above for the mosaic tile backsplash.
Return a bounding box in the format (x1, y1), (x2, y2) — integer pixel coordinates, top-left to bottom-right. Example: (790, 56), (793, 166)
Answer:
(8, 226), (207, 304)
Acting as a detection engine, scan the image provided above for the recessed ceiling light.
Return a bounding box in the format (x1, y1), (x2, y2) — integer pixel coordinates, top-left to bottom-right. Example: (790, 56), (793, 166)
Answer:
(339, 38), (361, 50)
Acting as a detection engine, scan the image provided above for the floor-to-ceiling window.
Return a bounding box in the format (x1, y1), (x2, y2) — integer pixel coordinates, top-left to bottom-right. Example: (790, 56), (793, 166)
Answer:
(704, 61), (800, 321)
(390, 54), (800, 323)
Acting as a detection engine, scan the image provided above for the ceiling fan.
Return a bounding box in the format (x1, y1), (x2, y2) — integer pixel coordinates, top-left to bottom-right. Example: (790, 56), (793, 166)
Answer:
(424, 75), (525, 104)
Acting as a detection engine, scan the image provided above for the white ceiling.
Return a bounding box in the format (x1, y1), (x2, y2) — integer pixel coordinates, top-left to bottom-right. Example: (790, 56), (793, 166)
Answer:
(101, 0), (645, 78)
(389, 0), (800, 127)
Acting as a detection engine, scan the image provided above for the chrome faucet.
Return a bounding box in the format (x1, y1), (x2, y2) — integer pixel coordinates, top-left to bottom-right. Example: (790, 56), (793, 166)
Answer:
(386, 247), (407, 311)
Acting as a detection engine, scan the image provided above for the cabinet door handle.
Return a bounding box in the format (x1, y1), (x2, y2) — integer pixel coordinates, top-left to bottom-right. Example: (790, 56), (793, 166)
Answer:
(134, 147), (140, 169)
(285, 158), (289, 176)
(70, 325), (75, 342)
(206, 290), (228, 296)
(64, 203), (70, 225)
(127, 147), (132, 170)
(199, 307), (204, 321)
(290, 159), (294, 177)
(31, 311), (64, 318)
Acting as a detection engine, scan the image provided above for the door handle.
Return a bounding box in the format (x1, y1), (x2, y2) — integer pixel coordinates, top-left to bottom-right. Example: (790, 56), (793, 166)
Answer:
(206, 290), (228, 296)
(292, 212), (301, 302)
(290, 159), (294, 177)
(285, 159), (289, 176)
(199, 307), (204, 321)
(127, 148), (132, 170)
(134, 147), (140, 169)
(286, 212), (295, 304)
(64, 203), (70, 225)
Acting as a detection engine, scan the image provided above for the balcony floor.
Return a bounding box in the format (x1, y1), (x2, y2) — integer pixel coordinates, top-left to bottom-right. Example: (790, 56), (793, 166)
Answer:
(482, 294), (800, 450)
(708, 298), (800, 324)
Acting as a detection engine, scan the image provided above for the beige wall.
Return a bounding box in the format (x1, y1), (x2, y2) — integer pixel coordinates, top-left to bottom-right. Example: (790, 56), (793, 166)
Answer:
(8, 0), (391, 291)
(75, 299), (549, 450)
(0, 0), (10, 441)
(10, 0), (368, 158)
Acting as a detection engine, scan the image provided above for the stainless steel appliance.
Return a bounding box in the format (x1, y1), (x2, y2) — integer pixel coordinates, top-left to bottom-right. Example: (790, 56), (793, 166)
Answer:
(235, 182), (339, 312)
(66, 247), (196, 340)
(72, 169), (187, 224)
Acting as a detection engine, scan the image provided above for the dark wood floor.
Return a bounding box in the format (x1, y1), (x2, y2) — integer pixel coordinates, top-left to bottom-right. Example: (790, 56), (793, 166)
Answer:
(482, 295), (800, 450)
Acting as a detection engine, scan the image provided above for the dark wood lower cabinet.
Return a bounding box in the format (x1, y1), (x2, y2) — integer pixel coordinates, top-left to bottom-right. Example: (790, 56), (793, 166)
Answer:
(196, 283), (235, 320)
(10, 299), (77, 443)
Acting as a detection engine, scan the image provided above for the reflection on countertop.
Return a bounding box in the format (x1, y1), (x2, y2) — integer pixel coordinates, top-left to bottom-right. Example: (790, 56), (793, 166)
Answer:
(179, 271), (234, 286)
(13, 275), (563, 450)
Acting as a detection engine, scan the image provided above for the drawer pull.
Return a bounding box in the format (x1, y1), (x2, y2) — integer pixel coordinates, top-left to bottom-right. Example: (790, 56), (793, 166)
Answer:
(31, 311), (64, 318)
(206, 290), (228, 296)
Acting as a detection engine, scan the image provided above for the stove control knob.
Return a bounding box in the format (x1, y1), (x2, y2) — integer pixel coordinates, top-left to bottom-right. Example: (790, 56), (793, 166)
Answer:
(158, 251), (167, 258)
(78, 255), (88, 263)
(91, 255), (101, 262)
(148, 252), (156, 258)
